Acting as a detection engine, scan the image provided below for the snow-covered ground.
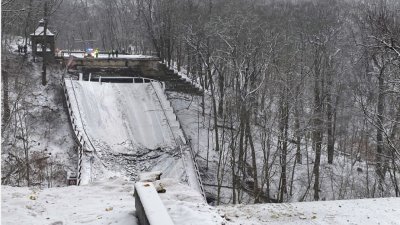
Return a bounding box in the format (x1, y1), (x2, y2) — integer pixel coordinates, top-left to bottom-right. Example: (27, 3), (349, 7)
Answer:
(2, 178), (399, 225)
(1, 178), (224, 225)
(1, 38), (76, 187)
(218, 198), (400, 225)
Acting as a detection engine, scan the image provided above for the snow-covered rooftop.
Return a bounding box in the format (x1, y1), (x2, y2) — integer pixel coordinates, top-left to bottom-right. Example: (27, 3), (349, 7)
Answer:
(30, 21), (55, 36)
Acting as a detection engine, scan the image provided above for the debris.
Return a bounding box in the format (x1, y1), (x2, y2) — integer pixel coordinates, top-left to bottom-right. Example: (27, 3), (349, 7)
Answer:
(271, 214), (279, 219)
(299, 215), (307, 219)
(29, 194), (37, 200)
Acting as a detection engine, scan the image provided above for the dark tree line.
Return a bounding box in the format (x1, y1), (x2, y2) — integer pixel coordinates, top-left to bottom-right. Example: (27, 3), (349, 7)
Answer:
(132, 0), (400, 202)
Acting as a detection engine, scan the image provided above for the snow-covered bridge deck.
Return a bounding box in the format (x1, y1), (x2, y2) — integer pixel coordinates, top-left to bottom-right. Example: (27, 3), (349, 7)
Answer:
(63, 78), (204, 197)
(65, 79), (181, 151)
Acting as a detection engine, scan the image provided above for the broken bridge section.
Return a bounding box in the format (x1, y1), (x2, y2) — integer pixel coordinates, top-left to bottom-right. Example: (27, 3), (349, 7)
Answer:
(63, 78), (205, 199)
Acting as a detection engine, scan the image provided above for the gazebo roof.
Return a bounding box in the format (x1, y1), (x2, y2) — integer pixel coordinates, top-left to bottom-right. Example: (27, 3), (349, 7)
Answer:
(30, 19), (55, 36)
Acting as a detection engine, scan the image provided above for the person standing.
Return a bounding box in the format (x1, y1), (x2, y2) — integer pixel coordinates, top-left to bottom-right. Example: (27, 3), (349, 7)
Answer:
(112, 49), (115, 58)
(115, 49), (119, 58)
(95, 48), (99, 58)
(23, 45), (27, 54)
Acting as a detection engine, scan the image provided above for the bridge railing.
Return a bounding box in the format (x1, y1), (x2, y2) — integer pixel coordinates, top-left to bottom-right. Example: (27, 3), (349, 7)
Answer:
(96, 76), (160, 84)
(150, 82), (206, 201)
(61, 78), (88, 185)
(62, 77), (101, 185)
(169, 103), (207, 201)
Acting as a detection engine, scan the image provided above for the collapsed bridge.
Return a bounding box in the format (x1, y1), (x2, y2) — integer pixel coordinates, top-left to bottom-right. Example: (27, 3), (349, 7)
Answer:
(62, 76), (205, 199)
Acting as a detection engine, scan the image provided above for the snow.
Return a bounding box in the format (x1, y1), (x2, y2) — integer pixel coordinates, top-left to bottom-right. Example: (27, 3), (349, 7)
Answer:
(218, 198), (400, 225)
(63, 79), (197, 186)
(30, 26), (55, 36)
(134, 182), (174, 225)
(65, 80), (177, 153)
(169, 64), (204, 92)
(2, 38), (400, 225)
(2, 176), (399, 225)
(1, 48), (76, 187)
(156, 179), (225, 225)
(1, 178), (137, 225)
(1, 178), (224, 225)
(139, 171), (163, 182)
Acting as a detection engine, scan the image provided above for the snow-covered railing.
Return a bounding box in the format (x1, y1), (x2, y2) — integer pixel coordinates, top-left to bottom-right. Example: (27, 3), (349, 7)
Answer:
(149, 81), (187, 168)
(134, 182), (174, 225)
(61, 78), (88, 185)
(184, 143), (206, 200)
(96, 76), (164, 87)
(169, 103), (207, 201)
(65, 78), (98, 153)
(62, 77), (101, 185)
(150, 82), (206, 200)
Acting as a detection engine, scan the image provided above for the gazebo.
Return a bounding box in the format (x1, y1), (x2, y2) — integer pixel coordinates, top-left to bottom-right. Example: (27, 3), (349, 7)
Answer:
(30, 19), (55, 58)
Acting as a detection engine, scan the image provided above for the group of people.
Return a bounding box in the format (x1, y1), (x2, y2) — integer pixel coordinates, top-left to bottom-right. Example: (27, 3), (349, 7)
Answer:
(107, 49), (119, 58)
(17, 44), (28, 54)
(86, 48), (125, 58)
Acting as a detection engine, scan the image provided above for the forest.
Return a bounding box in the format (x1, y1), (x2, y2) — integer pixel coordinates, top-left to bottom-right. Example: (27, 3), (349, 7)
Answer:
(2, 0), (400, 204)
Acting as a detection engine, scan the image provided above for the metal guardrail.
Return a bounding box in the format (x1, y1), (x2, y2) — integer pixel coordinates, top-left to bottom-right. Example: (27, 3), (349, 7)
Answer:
(150, 82), (206, 200)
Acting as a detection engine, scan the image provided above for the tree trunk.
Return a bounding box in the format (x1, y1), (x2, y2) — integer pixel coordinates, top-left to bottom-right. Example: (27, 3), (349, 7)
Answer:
(278, 93), (289, 202)
(295, 93), (302, 164)
(375, 58), (385, 193)
(2, 60), (10, 126)
(312, 50), (323, 201)
(246, 119), (259, 203)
